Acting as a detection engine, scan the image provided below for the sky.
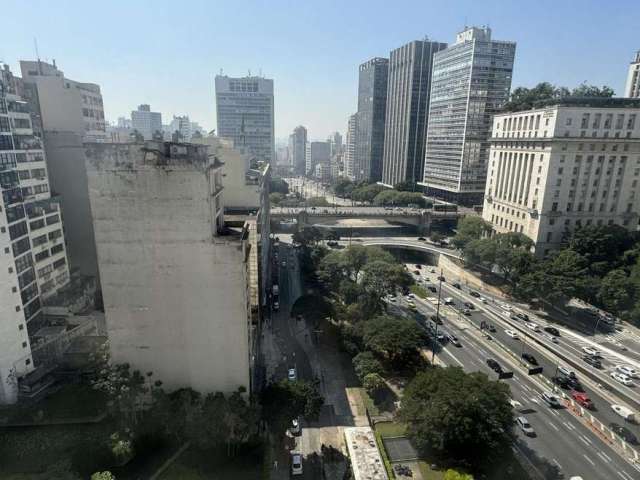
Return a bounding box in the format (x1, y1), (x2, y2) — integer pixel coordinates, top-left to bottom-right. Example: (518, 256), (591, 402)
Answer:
(1, 0), (639, 141)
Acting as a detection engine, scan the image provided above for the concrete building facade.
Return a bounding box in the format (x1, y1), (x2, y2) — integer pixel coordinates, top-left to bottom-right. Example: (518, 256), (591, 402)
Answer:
(85, 141), (255, 394)
(345, 113), (358, 180)
(422, 27), (516, 205)
(625, 51), (640, 98)
(215, 75), (275, 164)
(305, 141), (331, 176)
(483, 99), (640, 256)
(131, 104), (162, 140)
(381, 39), (447, 187)
(356, 57), (388, 182)
(19, 60), (105, 141)
(1, 64), (71, 403)
(289, 126), (307, 175)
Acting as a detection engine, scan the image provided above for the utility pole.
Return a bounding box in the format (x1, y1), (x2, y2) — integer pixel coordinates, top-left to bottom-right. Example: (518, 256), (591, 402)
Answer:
(432, 268), (444, 363)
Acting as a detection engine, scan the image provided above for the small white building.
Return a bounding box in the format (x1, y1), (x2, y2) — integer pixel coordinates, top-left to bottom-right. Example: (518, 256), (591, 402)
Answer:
(483, 98), (640, 256)
(625, 51), (640, 98)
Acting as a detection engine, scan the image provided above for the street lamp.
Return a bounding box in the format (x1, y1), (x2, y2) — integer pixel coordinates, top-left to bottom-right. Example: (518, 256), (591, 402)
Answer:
(432, 268), (444, 364)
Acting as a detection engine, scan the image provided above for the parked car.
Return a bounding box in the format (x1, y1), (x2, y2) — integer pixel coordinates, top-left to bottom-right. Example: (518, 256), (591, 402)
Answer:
(581, 346), (600, 357)
(542, 392), (562, 408)
(521, 353), (538, 365)
(487, 324), (496, 332)
(505, 329), (519, 339)
(611, 371), (633, 386)
(543, 326), (560, 336)
(571, 391), (594, 409)
(462, 309), (471, 316)
(610, 423), (639, 444)
(327, 240), (339, 247)
(291, 453), (303, 476)
(583, 355), (602, 368)
(288, 368), (297, 381)
(427, 286), (438, 293)
(486, 358), (502, 373)
(517, 416), (536, 436)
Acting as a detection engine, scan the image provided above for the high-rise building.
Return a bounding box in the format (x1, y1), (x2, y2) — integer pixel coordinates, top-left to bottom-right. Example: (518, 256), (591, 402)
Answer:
(288, 126), (307, 175)
(215, 75), (274, 163)
(84, 140), (262, 394)
(305, 141), (331, 175)
(356, 58), (388, 182)
(169, 115), (192, 141)
(19, 60), (105, 141)
(131, 104), (163, 140)
(381, 39), (447, 188)
(345, 114), (358, 180)
(483, 98), (640, 256)
(422, 27), (516, 205)
(1, 64), (71, 403)
(328, 131), (343, 156)
(625, 51), (640, 98)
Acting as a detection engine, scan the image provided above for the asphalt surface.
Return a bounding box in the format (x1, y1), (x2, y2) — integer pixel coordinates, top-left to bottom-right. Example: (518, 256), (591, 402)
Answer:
(395, 265), (640, 480)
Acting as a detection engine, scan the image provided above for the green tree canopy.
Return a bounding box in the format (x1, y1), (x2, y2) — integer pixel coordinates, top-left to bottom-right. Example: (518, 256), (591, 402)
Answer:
(598, 269), (635, 315)
(363, 372), (386, 395)
(351, 184), (386, 203)
(260, 380), (324, 435)
(352, 351), (384, 381)
(334, 177), (355, 197)
(399, 367), (513, 469)
(503, 82), (614, 111)
(362, 315), (424, 365)
(451, 217), (491, 249)
(393, 180), (418, 192)
(444, 470), (473, 480)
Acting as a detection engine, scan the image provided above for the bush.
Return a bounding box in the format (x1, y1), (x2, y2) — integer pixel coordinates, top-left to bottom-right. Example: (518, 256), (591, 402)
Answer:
(352, 351), (384, 381)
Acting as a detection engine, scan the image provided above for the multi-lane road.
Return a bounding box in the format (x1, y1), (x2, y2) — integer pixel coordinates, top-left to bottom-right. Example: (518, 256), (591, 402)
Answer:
(391, 264), (640, 479)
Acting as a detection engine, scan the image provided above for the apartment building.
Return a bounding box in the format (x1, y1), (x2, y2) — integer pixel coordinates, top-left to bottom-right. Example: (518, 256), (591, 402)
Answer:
(483, 98), (640, 256)
(422, 27), (516, 205)
(289, 126), (307, 175)
(85, 140), (259, 394)
(1, 64), (71, 403)
(131, 104), (162, 140)
(625, 51), (640, 98)
(345, 113), (358, 180)
(305, 141), (330, 175)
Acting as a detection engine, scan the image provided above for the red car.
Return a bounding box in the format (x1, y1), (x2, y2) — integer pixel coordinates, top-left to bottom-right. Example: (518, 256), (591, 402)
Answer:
(571, 391), (594, 409)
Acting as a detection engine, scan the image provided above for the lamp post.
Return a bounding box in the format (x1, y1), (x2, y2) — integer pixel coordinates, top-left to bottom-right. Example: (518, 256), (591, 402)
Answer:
(432, 268), (444, 363)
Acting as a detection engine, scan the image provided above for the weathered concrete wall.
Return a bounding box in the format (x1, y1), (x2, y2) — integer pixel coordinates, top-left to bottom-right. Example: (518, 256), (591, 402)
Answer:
(85, 143), (251, 394)
(437, 255), (507, 298)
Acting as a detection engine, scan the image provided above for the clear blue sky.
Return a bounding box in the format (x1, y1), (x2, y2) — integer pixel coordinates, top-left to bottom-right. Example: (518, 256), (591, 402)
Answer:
(2, 0), (638, 140)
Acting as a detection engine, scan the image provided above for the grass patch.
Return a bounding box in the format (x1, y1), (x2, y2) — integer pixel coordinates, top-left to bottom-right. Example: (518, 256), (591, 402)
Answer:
(410, 284), (430, 299)
(375, 421), (407, 438)
(373, 428), (395, 479)
(417, 461), (446, 480)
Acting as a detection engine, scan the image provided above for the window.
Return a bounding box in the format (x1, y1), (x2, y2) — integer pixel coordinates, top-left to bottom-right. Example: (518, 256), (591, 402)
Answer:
(546, 232), (553, 242)
(9, 221), (28, 240)
(628, 114), (637, 130)
(616, 114), (624, 129)
(551, 202), (558, 212)
(29, 218), (45, 231)
(53, 257), (66, 269)
(0, 134), (14, 150)
(558, 167), (564, 174)
(565, 118), (572, 126)
(32, 234), (47, 246)
(12, 237), (30, 257)
(35, 250), (49, 262)
(51, 244), (64, 255)
(581, 114), (590, 129)
(15, 254), (33, 274)
(549, 218), (555, 225)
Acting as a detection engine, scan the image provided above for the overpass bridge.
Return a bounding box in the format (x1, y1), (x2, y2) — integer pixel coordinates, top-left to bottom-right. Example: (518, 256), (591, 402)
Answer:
(270, 206), (462, 235)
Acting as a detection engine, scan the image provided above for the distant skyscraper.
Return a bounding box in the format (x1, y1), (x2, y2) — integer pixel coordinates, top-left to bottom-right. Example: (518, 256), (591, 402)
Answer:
(131, 104), (162, 140)
(169, 115), (192, 141)
(625, 51), (640, 98)
(422, 27), (516, 205)
(356, 57), (388, 182)
(381, 39), (447, 188)
(345, 113), (358, 180)
(288, 126), (307, 174)
(305, 141), (330, 175)
(215, 75), (274, 163)
(328, 131), (343, 156)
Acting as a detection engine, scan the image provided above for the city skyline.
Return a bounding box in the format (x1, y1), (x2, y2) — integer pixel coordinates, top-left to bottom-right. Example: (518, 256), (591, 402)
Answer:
(1, 0), (638, 139)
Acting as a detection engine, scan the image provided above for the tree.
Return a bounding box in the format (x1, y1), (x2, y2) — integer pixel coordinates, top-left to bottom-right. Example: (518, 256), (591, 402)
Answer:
(363, 373), (386, 395)
(394, 181), (418, 192)
(325, 229), (340, 241)
(306, 196), (331, 207)
(462, 239), (496, 268)
(373, 189), (399, 206)
(260, 380), (324, 436)
(395, 191), (426, 207)
(399, 367), (513, 469)
(451, 217), (491, 249)
(352, 351), (384, 381)
(363, 316), (424, 366)
(568, 225), (636, 275)
(334, 177), (355, 197)
(361, 261), (413, 307)
(430, 232), (444, 244)
(269, 192), (284, 205)
(444, 470), (473, 480)
(351, 184), (385, 204)
(598, 269), (635, 315)
(503, 82), (565, 111)
(91, 473), (115, 480)
(571, 83), (615, 97)
(293, 226), (324, 246)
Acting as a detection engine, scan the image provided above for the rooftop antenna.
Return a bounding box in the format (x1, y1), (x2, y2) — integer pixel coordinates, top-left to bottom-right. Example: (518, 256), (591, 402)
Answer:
(248, 69), (251, 77)
(34, 37), (40, 61)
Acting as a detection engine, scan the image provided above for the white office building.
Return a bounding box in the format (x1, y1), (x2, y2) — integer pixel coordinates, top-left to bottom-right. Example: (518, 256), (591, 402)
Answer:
(483, 99), (640, 256)
(345, 113), (358, 180)
(305, 141), (330, 176)
(131, 104), (162, 140)
(625, 51), (640, 98)
(215, 75), (274, 164)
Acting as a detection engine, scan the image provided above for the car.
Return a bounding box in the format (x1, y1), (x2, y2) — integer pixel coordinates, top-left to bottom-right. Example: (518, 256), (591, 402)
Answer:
(521, 353), (538, 365)
(463, 302), (475, 309)
(486, 358), (502, 373)
(469, 291), (480, 298)
(447, 333), (461, 347)
(408, 303), (417, 310)
(282, 260), (287, 267)
(500, 303), (513, 312)
(413, 270), (421, 275)
(487, 324), (496, 332)
(327, 240), (339, 247)
(516, 416), (536, 436)
(515, 312), (530, 321)
(611, 404), (636, 422)
(436, 333), (447, 343)
(417, 237), (426, 241)
(291, 453), (303, 476)
(543, 326), (560, 336)
(611, 371), (633, 386)
(288, 368), (297, 381)
(610, 423), (639, 444)
(430, 314), (443, 325)
(582, 355), (602, 368)
(479, 296), (488, 304)
(571, 391), (594, 409)
(581, 346), (600, 356)
(546, 334), (559, 343)
(427, 286), (438, 293)
(505, 329), (519, 339)
(525, 322), (541, 332)
(615, 365), (639, 378)
(444, 297), (454, 305)
(388, 295), (397, 302)
(437, 275), (446, 282)
(430, 268), (436, 273)
(452, 282), (461, 289)
(415, 264), (422, 269)
(273, 301), (280, 311)
(407, 293), (416, 299)
(462, 309), (471, 316)
(558, 366), (576, 378)
(552, 376), (572, 389)
(542, 392), (562, 408)
(289, 418), (301, 435)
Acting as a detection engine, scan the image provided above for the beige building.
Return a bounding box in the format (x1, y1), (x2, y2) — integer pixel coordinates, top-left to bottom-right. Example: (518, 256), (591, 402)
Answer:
(85, 141), (259, 394)
(483, 99), (640, 256)
(625, 51), (640, 98)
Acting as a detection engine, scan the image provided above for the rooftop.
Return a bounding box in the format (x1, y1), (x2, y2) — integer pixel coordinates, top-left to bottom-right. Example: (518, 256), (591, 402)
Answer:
(499, 97), (640, 115)
(344, 427), (388, 480)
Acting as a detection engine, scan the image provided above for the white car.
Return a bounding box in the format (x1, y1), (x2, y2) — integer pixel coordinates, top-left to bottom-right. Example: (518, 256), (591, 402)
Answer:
(479, 296), (488, 304)
(611, 404), (636, 422)
(611, 371), (633, 386)
(542, 391), (561, 408)
(558, 366), (576, 378)
(407, 293), (416, 299)
(289, 418), (301, 435)
(516, 416), (536, 436)
(505, 329), (519, 339)
(500, 303), (513, 312)
(288, 368), (297, 381)
(525, 322), (540, 332)
(615, 365), (639, 378)
(582, 346), (600, 356)
(291, 453), (303, 476)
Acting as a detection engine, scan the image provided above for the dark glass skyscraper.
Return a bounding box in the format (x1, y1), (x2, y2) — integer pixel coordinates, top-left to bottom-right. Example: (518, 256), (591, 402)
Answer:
(355, 57), (388, 182)
(381, 39), (447, 187)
